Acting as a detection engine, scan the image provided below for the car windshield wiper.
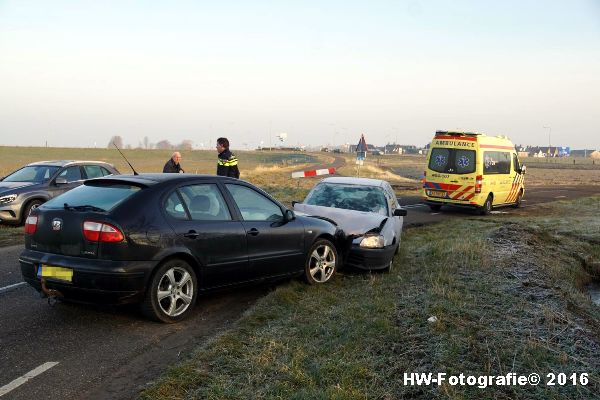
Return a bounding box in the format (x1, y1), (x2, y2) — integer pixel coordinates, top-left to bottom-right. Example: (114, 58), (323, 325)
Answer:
(63, 203), (105, 212)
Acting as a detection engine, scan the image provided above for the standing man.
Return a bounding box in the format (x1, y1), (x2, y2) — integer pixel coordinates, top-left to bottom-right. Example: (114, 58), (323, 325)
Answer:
(163, 152), (185, 173)
(216, 137), (240, 178)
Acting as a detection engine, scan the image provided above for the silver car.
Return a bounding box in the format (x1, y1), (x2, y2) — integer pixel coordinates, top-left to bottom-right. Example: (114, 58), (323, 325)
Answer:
(0, 160), (119, 224)
(293, 177), (407, 271)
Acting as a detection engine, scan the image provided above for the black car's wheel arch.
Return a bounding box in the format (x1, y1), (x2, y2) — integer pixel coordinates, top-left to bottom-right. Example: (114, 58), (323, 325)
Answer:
(145, 251), (203, 291)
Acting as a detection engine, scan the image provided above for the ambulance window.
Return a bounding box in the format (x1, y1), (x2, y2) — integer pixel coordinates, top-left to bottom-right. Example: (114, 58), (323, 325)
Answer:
(484, 152), (511, 174)
(454, 150), (476, 174)
(428, 148), (450, 173)
(429, 148), (475, 174)
(513, 154), (520, 172)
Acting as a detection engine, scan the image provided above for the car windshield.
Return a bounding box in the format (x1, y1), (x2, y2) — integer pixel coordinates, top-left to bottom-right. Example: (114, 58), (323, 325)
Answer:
(42, 182), (141, 211)
(3, 166), (60, 183)
(304, 183), (388, 216)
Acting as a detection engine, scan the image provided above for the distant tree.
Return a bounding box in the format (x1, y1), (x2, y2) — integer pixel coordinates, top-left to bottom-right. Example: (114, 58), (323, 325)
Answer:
(108, 135), (124, 148)
(178, 140), (193, 150)
(143, 136), (150, 149)
(155, 140), (172, 150)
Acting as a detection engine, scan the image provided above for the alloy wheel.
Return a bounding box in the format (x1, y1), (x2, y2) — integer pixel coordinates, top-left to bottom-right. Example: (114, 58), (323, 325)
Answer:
(156, 266), (194, 317)
(308, 243), (336, 283)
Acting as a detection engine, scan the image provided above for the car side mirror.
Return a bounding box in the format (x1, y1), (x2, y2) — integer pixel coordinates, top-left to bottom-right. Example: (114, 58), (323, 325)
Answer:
(520, 165), (526, 174)
(55, 177), (67, 185)
(394, 208), (407, 217)
(285, 209), (295, 222)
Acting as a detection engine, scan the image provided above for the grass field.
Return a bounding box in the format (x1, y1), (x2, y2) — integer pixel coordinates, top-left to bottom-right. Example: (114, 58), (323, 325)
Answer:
(140, 195), (600, 400)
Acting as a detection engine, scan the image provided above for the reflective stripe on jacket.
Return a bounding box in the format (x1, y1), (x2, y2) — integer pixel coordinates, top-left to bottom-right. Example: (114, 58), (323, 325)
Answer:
(217, 150), (240, 178)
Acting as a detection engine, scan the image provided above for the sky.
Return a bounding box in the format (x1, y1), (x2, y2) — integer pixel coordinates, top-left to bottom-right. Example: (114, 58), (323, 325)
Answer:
(1, 0), (599, 150)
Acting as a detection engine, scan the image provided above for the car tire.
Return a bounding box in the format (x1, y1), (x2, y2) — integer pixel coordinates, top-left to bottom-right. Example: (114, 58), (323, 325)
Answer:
(22, 199), (43, 224)
(429, 204), (442, 212)
(383, 243), (399, 273)
(141, 258), (198, 323)
(513, 191), (523, 208)
(304, 239), (337, 285)
(480, 195), (493, 215)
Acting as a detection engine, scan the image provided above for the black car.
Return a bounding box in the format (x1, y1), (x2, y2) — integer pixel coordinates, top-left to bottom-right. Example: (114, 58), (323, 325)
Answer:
(19, 174), (339, 323)
(0, 160), (119, 225)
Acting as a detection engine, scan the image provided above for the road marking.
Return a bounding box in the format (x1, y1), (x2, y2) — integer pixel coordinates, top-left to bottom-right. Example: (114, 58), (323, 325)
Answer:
(0, 282), (26, 295)
(555, 195), (567, 199)
(402, 204), (427, 209)
(0, 362), (59, 397)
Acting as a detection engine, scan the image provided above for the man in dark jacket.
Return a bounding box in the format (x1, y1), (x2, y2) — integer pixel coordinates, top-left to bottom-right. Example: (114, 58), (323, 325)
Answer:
(163, 152), (185, 173)
(216, 137), (240, 178)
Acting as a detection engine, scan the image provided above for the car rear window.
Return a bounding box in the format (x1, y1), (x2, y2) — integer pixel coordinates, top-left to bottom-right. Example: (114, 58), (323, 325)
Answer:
(428, 148), (476, 174)
(42, 183), (141, 211)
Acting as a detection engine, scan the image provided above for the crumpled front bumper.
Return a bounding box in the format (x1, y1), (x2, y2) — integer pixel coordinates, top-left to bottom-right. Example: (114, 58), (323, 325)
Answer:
(343, 243), (397, 270)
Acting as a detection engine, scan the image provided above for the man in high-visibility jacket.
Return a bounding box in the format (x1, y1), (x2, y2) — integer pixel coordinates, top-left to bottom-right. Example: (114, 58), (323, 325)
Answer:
(216, 137), (240, 178)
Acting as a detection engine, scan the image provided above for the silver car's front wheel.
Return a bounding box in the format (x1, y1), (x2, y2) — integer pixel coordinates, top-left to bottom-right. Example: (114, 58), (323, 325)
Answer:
(142, 259), (197, 323)
(305, 239), (337, 284)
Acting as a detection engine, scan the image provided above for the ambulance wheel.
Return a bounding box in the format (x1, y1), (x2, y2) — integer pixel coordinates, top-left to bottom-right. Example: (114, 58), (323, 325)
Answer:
(513, 191), (523, 208)
(480, 195), (493, 215)
(429, 204), (442, 212)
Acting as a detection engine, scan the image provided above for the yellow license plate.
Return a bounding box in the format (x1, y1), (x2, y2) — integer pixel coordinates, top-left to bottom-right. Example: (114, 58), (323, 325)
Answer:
(428, 190), (447, 198)
(37, 264), (73, 282)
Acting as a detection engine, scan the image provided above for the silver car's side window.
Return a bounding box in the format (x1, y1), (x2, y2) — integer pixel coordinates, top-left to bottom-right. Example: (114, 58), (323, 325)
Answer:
(58, 166), (82, 182)
(383, 184), (398, 211)
(83, 165), (104, 179)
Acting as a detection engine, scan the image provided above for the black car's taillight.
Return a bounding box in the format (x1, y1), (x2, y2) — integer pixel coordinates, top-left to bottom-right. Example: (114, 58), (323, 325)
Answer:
(24, 215), (38, 234)
(83, 221), (124, 243)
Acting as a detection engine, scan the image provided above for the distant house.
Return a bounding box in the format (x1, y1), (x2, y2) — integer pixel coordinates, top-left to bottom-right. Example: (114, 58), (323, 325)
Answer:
(384, 144), (402, 154)
(525, 146), (566, 157)
(383, 144), (419, 155)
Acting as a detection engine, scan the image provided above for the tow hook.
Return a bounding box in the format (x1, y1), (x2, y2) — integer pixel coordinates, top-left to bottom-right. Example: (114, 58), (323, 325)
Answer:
(41, 278), (63, 306)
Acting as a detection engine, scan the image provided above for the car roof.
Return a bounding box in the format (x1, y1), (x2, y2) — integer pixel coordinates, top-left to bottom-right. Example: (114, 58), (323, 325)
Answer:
(27, 160), (114, 167)
(89, 173), (241, 187)
(318, 176), (387, 187)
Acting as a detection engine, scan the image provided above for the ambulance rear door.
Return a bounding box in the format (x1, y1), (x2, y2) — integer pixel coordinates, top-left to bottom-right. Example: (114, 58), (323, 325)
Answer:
(425, 138), (478, 203)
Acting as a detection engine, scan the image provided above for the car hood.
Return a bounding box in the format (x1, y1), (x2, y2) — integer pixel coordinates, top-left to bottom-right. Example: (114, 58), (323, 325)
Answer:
(293, 203), (387, 235)
(0, 181), (36, 193)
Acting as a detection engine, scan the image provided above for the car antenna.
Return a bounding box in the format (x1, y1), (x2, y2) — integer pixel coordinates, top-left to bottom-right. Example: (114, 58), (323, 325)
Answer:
(113, 142), (139, 175)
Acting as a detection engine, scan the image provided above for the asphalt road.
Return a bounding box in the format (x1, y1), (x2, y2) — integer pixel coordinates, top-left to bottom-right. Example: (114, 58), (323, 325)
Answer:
(400, 185), (600, 227)
(0, 184), (598, 399)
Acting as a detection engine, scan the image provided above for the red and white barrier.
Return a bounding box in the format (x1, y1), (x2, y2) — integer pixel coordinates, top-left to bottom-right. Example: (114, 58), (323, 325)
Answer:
(291, 167), (336, 178)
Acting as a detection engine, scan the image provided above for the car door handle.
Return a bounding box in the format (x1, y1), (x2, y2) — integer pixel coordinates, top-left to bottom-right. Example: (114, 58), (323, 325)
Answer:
(247, 228), (260, 236)
(183, 230), (199, 239)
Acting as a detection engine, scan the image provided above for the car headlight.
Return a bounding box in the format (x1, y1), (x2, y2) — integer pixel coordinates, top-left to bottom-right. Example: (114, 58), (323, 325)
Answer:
(359, 235), (385, 248)
(0, 194), (17, 205)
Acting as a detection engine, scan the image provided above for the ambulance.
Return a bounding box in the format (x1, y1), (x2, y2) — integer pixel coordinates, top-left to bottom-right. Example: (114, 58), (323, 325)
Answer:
(422, 130), (525, 214)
